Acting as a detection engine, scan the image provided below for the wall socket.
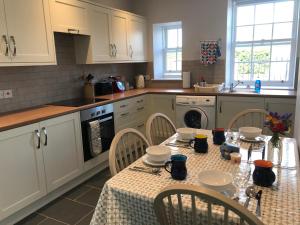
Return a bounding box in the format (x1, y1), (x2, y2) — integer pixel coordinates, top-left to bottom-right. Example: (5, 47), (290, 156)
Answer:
(0, 90), (13, 99)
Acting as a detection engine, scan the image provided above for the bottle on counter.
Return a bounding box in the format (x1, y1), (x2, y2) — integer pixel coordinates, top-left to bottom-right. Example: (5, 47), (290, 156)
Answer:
(255, 80), (261, 93)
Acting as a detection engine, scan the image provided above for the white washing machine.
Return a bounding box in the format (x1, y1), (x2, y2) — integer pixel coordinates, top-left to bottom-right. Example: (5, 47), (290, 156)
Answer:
(176, 96), (216, 129)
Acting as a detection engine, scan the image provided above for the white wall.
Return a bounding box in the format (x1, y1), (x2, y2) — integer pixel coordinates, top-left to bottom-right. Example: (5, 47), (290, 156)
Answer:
(132, 0), (228, 61)
(294, 64), (300, 148)
(89, 0), (134, 12)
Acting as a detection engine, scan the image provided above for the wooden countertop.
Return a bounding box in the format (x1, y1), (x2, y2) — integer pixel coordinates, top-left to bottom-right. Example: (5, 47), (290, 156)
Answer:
(0, 88), (296, 132)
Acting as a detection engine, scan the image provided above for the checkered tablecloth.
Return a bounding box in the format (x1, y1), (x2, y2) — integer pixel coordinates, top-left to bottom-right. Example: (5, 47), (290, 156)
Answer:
(90, 129), (300, 225)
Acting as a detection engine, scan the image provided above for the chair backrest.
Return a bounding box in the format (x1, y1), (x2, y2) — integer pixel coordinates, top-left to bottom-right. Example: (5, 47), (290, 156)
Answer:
(154, 184), (264, 225)
(228, 109), (268, 131)
(146, 113), (176, 145)
(109, 128), (150, 176)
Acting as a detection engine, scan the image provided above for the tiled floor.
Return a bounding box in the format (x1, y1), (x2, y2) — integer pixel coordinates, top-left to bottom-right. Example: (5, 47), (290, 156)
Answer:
(15, 168), (111, 225)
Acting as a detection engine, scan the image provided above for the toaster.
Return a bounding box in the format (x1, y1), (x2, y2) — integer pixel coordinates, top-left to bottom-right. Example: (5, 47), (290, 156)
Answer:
(94, 80), (113, 96)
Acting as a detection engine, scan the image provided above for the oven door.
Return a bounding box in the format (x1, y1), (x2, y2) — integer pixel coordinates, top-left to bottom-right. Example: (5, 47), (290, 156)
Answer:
(81, 113), (115, 162)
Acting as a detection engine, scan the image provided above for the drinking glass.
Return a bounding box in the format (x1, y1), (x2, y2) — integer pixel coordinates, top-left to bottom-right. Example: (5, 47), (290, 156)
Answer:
(226, 128), (240, 146)
(232, 164), (251, 189)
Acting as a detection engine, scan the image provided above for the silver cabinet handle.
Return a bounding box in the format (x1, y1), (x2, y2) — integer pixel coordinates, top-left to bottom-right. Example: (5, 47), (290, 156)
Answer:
(42, 127), (48, 146)
(266, 102), (269, 111)
(2, 35), (9, 56)
(137, 99), (143, 103)
(9, 36), (16, 56)
(35, 130), (41, 149)
(68, 28), (79, 34)
(171, 99), (175, 111)
(137, 107), (144, 111)
(129, 45), (133, 58)
(120, 104), (128, 108)
(113, 44), (117, 57)
(219, 102), (222, 113)
(120, 112), (129, 117)
(109, 44), (113, 57)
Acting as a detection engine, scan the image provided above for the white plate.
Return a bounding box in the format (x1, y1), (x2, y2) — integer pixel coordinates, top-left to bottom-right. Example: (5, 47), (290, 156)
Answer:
(239, 135), (265, 143)
(176, 136), (191, 143)
(142, 154), (169, 167)
(198, 170), (233, 191)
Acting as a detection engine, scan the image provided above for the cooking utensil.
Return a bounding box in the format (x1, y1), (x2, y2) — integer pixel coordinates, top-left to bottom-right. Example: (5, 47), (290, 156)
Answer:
(129, 167), (161, 176)
(244, 185), (256, 208)
(255, 190), (262, 217)
(133, 166), (161, 174)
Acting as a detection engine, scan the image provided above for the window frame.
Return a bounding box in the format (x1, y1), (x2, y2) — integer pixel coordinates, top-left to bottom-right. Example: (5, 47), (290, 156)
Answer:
(162, 25), (182, 79)
(153, 21), (182, 80)
(228, 0), (299, 89)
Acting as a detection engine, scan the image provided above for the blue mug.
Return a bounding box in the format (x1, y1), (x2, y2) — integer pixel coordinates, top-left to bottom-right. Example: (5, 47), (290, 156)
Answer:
(164, 154), (187, 180)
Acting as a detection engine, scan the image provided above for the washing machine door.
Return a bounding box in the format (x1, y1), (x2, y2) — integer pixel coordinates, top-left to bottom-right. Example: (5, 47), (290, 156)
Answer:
(183, 108), (208, 129)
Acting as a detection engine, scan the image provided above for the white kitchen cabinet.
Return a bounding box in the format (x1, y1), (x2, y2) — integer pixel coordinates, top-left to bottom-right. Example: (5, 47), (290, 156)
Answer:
(217, 96), (265, 128)
(0, 123), (46, 220)
(40, 113), (83, 192)
(0, 112), (83, 220)
(110, 10), (128, 60)
(75, 3), (147, 64)
(150, 94), (176, 123)
(50, 0), (90, 35)
(0, 0), (55, 65)
(127, 15), (147, 61)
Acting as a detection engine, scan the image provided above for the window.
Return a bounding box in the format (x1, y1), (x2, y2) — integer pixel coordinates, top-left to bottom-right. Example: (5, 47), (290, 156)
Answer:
(227, 0), (299, 88)
(153, 22), (182, 80)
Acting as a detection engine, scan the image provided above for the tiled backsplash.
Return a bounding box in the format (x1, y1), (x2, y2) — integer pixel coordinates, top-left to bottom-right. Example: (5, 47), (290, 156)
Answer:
(0, 33), (142, 113)
(142, 60), (225, 88)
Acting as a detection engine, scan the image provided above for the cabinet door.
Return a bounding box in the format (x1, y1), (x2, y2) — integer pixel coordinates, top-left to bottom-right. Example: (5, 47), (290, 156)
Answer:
(0, 124), (46, 220)
(150, 94), (176, 123)
(88, 6), (112, 62)
(127, 15), (147, 61)
(110, 10), (128, 60)
(0, 1), (10, 63)
(265, 98), (296, 135)
(217, 96), (265, 128)
(4, 0), (55, 63)
(50, 0), (89, 35)
(40, 113), (83, 192)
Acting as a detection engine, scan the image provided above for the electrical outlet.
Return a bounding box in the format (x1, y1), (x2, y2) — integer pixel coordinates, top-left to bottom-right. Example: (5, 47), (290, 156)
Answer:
(0, 90), (4, 99)
(3, 89), (13, 98)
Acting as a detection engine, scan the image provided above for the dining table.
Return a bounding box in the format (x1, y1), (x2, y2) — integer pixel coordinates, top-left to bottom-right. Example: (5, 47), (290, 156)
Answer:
(90, 129), (300, 225)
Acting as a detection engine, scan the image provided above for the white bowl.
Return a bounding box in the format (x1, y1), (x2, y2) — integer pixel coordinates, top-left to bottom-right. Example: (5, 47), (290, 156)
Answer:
(239, 127), (262, 139)
(146, 146), (171, 162)
(198, 170), (233, 191)
(176, 128), (195, 140)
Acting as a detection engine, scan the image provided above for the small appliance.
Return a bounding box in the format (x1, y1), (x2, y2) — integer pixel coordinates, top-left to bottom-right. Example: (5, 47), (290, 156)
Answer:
(94, 79), (113, 96)
(110, 76), (125, 93)
(135, 75), (145, 89)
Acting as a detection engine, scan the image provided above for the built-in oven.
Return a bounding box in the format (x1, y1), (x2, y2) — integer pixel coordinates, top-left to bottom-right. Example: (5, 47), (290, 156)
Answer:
(80, 104), (115, 169)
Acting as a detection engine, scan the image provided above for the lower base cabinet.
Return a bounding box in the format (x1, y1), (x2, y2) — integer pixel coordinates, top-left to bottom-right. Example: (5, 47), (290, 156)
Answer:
(0, 112), (83, 220)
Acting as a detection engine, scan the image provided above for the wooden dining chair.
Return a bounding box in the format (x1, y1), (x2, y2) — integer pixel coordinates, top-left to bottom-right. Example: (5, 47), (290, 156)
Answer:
(109, 128), (150, 176)
(146, 113), (176, 145)
(154, 184), (264, 225)
(228, 109), (268, 132)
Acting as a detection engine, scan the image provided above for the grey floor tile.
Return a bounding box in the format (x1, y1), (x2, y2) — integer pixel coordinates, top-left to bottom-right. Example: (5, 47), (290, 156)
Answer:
(39, 218), (66, 225)
(15, 213), (46, 225)
(84, 168), (111, 189)
(76, 189), (101, 207)
(63, 185), (91, 200)
(76, 211), (94, 225)
(38, 198), (93, 225)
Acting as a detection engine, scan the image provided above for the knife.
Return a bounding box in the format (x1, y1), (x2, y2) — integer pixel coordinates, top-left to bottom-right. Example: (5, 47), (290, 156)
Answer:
(255, 190), (262, 217)
(247, 144), (253, 162)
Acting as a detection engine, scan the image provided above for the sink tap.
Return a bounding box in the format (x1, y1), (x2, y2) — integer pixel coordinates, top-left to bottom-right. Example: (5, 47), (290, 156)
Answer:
(229, 80), (243, 92)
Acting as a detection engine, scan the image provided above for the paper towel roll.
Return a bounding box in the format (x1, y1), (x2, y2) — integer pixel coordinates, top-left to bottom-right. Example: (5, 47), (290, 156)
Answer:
(182, 72), (191, 88)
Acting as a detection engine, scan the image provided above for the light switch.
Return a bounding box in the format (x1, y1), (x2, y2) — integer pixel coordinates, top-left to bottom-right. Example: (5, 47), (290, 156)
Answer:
(0, 90), (4, 99)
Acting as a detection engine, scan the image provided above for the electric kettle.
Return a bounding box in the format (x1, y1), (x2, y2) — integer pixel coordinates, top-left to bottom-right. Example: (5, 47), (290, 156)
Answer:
(135, 75), (145, 89)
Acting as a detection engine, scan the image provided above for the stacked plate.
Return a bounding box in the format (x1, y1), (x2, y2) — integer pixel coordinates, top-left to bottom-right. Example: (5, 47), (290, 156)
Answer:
(198, 170), (237, 198)
(239, 127), (263, 142)
(176, 128), (195, 142)
(142, 146), (171, 166)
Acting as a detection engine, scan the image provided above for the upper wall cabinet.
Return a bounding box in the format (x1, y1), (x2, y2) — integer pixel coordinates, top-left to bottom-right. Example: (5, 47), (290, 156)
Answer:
(49, 0), (90, 35)
(75, 4), (147, 64)
(0, 0), (56, 66)
(127, 15), (147, 61)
